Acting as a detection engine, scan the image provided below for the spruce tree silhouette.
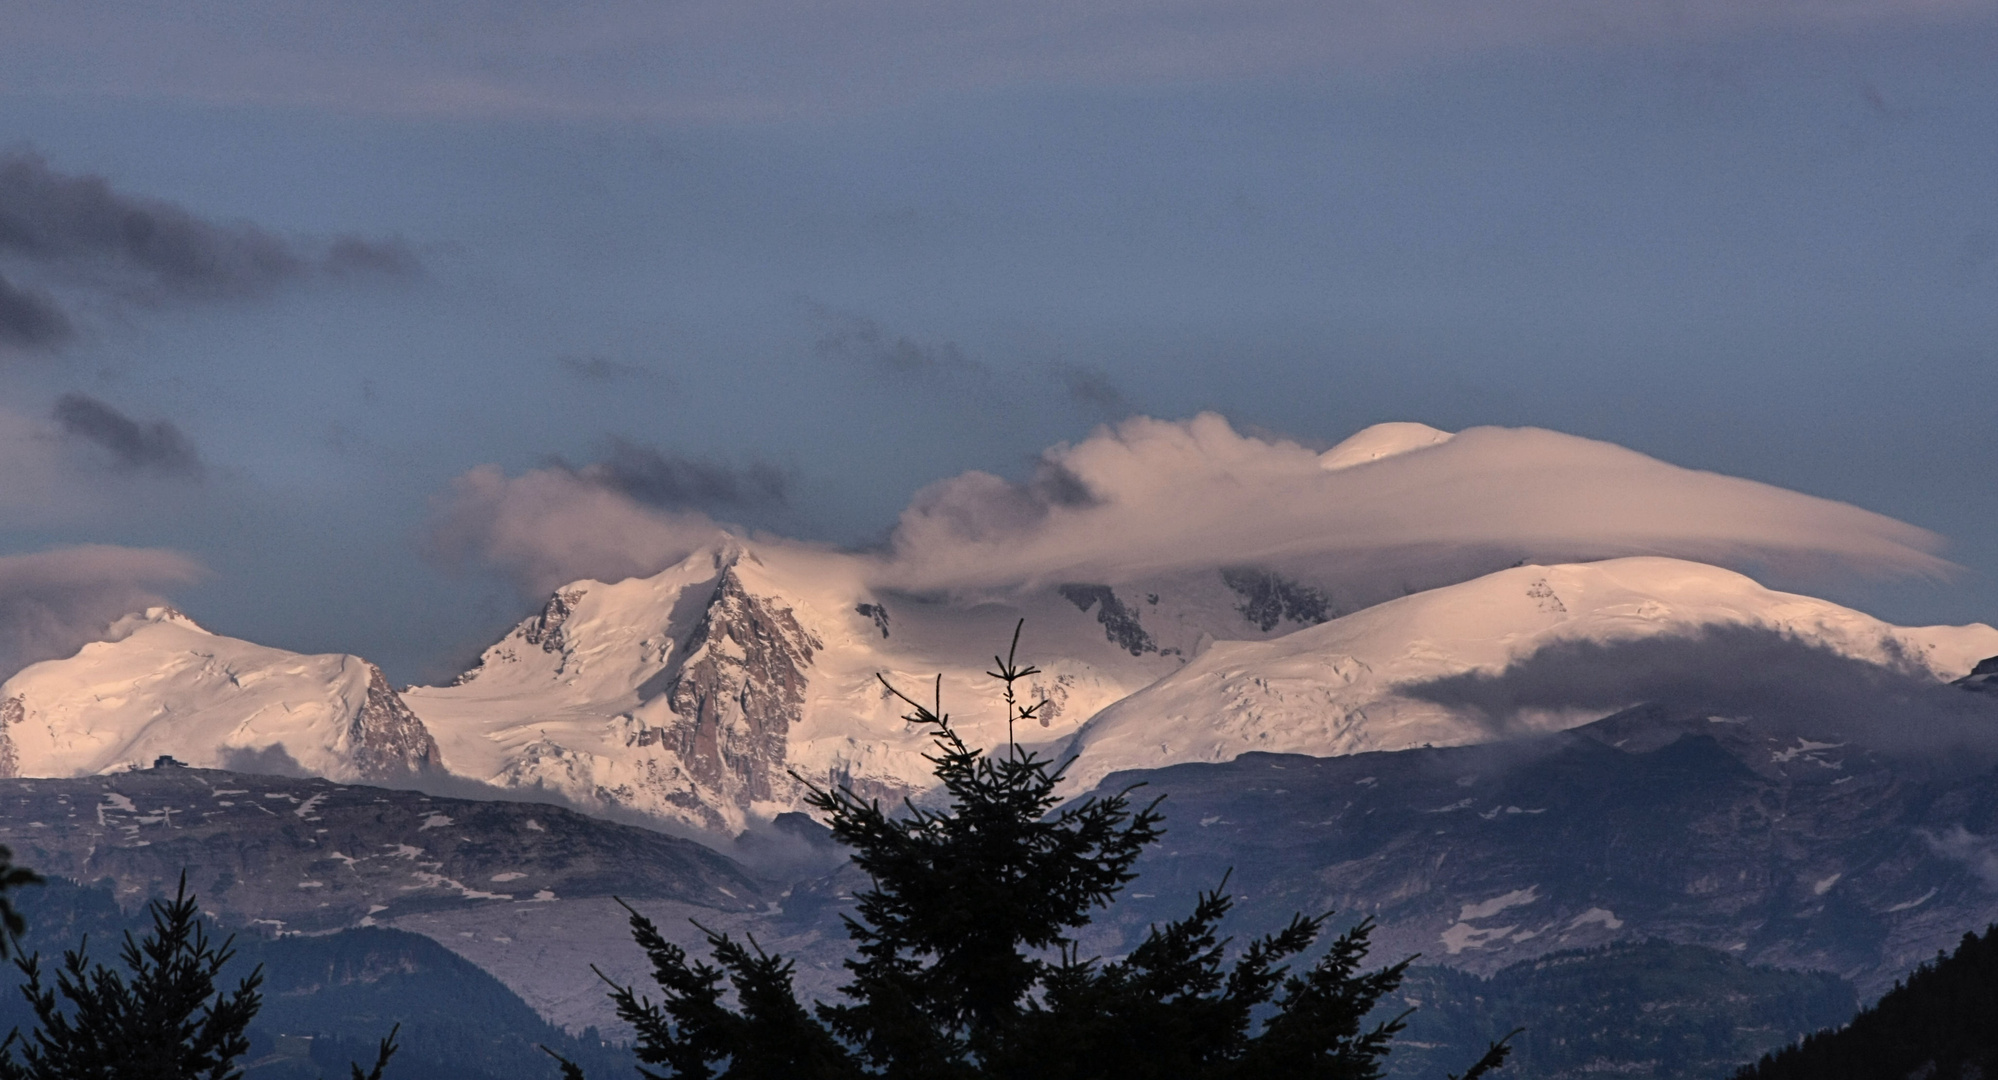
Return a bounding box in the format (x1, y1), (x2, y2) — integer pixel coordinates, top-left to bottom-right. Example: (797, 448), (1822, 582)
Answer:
(570, 624), (1515, 1079)
(0, 873), (399, 1080)
(0, 845), (42, 959)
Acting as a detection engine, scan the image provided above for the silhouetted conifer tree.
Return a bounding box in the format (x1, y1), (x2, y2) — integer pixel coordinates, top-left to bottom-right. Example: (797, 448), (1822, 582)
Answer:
(571, 624), (1515, 1079)
(0, 846), (41, 958)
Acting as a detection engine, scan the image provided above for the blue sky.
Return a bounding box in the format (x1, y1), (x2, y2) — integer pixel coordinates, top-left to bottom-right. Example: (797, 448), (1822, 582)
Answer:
(2, 1), (1995, 682)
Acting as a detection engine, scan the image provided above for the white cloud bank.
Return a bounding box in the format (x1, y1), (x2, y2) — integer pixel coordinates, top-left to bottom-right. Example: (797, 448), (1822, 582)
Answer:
(431, 415), (1954, 607)
(883, 416), (1950, 592)
(0, 545), (207, 680)
(426, 464), (732, 597)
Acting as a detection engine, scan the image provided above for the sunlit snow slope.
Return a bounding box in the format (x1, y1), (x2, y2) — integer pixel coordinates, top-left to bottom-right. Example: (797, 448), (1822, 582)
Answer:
(400, 543), (1232, 832)
(1059, 557), (1998, 792)
(0, 608), (440, 782)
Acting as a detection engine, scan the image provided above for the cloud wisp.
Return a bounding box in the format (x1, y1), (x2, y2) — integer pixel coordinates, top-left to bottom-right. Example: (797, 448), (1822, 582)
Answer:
(0, 545), (207, 681)
(426, 463), (732, 597)
(1054, 362), (1132, 420)
(811, 304), (985, 382)
(557, 355), (654, 383)
(5, 0), (1988, 120)
(0, 270), (71, 350)
(428, 415), (1956, 610)
(0, 149), (417, 352)
(52, 393), (203, 478)
(564, 438), (787, 514)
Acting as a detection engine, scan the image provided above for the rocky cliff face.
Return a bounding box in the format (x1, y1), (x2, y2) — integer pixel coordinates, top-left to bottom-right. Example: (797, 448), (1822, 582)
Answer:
(1081, 704), (1998, 998)
(350, 663), (443, 780)
(660, 567), (822, 811)
(0, 696), (19, 779)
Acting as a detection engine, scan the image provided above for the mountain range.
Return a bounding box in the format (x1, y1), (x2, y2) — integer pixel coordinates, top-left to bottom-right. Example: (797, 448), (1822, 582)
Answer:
(3, 420), (1997, 1073)
(4, 548), (1991, 835)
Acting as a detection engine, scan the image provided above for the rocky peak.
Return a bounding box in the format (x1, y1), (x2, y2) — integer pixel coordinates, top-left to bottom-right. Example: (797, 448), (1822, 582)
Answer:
(661, 565), (822, 812)
(349, 663), (443, 780)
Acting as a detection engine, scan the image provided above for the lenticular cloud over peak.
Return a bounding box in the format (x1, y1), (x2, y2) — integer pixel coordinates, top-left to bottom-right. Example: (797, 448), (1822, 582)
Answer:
(876, 414), (1952, 595)
(431, 414), (1955, 607)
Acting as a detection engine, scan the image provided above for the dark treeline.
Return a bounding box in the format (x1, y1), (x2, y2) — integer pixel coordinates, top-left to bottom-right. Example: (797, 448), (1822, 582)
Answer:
(1737, 924), (1998, 1080)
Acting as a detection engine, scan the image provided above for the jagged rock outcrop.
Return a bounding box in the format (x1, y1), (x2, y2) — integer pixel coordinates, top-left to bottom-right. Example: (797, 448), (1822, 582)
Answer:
(1220, 567), (1331, 631)
(351, 663), (443, 779)
(523, 588), (586, 653)
(663, 568), (822, 808)
(1954, 654), (1998, 693)
(0, 696), (19, 779)
(452, 588), (587, 686)
(1057, 584), (1160, 656)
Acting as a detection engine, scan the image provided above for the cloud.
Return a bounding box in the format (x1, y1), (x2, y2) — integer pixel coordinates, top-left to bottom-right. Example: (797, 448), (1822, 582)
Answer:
(0, 149), (418, 350)
(0, 405), (103, 522)
(557, 355), (653, 382)
(1398, 624), (1998, 755)
(52, 393), (203, 478)
(1055, 363), (1131, 419)
(3, 1), (1985, 120)
(877, 415), (1954, 602)
(811, 304), (984, 380)
(0, 270), (71, 350)
(566, 438), (787, 512)
(0, 545), (207, 681)
(1923, 826), (1998, 891)
(0, 148), (300, 299)
(426, 464), (730, 596)
(323, 235), (423, 278)
(427, 416), (1957, 613)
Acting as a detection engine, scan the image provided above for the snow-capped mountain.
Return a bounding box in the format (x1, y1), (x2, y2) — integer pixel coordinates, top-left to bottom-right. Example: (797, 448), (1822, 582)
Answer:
(0, 607), (439, 782)
(5, 549), (1993, 835)
(398, 542), (1288, 832)
(1058, 556), (1998, 792)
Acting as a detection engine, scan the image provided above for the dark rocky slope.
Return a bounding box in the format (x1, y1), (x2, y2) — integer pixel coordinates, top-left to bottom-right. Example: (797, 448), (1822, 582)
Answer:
(0, 763), (768, 934)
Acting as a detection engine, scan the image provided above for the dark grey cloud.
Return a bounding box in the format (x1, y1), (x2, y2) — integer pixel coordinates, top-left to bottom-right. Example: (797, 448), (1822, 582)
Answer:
(557, 355), (654, 382)
(323, 234), (422, 278)
(1054, 362), (1131, 419)
(567, 437), (787, 512)
(1399, 625), (1998, 764)
(0, 545), (206, 681)
(52, 393), (204, 478)
(0, 270), (70, 350)
(898, 455), (1100, 546)
(810, 303), (985, 379)
(0, 149), (302, 299)
(0, 149), (419, 351)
